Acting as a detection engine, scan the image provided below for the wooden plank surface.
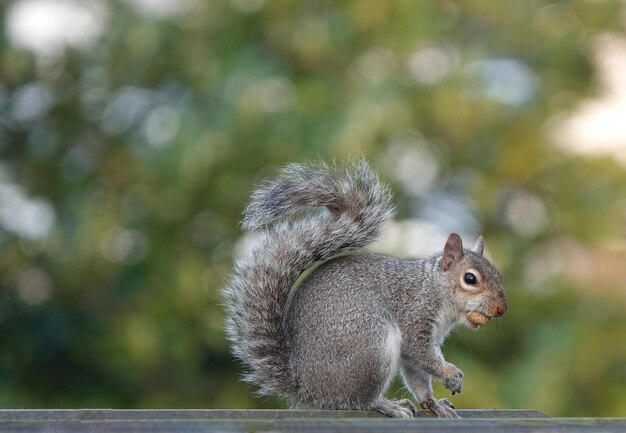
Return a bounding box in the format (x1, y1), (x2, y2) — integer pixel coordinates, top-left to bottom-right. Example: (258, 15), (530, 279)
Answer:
(0, 408), (549, 420)
(0, 410), (624, 433)
(0, 418), (625, 433)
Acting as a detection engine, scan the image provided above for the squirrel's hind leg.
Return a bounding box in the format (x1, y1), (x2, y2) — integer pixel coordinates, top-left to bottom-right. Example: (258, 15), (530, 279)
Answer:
(372, 398), (416, 418)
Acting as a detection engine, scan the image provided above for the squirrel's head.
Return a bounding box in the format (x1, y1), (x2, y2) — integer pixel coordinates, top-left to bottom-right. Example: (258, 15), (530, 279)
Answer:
(439, 233), (508, 330)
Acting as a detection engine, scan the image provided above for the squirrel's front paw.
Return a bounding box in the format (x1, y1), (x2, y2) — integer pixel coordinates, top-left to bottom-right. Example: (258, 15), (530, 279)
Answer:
(442, 362), (464, 395)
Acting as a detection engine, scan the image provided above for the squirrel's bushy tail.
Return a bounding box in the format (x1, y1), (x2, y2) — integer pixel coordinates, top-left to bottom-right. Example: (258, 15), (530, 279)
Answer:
(223, 158), (394, 397)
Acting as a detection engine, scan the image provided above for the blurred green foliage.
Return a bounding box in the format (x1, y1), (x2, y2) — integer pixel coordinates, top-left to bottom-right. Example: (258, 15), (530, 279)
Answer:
(0, 0), (625, 417)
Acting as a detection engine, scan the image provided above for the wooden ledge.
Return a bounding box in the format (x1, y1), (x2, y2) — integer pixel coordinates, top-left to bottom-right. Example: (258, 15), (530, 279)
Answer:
(0, 408), (548, 420)
(0, 409), (624, 432)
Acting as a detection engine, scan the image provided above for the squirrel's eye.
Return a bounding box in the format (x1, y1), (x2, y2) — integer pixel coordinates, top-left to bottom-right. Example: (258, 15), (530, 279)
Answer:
(463, 272), (477, 285)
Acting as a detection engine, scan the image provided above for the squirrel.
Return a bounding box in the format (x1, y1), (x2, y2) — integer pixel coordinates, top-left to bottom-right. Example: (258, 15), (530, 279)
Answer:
(223, 158), (508, 418)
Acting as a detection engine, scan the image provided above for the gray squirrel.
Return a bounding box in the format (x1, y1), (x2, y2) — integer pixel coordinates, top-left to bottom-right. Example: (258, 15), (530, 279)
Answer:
(223, 158), (508, 418)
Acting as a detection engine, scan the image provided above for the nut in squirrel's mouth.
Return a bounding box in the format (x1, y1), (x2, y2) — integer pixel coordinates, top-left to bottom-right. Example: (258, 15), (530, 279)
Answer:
(466, 311), (491, 327)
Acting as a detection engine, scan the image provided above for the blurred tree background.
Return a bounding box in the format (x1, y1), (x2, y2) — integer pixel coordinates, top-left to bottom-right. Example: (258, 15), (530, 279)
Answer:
(0, 0), (625, 417)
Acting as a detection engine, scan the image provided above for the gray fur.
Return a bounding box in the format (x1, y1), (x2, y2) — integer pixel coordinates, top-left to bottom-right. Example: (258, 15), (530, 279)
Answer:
(223, 159), (507, 418)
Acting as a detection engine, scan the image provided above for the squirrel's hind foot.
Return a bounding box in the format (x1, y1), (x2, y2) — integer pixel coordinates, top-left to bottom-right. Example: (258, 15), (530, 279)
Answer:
(372, 398), (416, 418)
(421, 398), (460, 418)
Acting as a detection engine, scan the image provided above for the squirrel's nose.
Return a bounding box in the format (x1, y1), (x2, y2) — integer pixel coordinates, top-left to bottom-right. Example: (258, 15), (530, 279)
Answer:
(494, 301), (508, 317)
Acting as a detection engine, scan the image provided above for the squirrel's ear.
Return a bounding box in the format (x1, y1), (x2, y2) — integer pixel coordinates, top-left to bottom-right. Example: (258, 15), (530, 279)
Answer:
(441, 233), (464, 271)
(472, 235), (484, 255)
